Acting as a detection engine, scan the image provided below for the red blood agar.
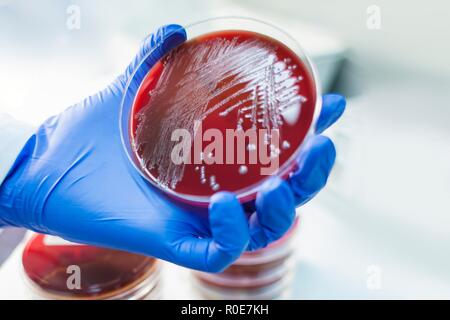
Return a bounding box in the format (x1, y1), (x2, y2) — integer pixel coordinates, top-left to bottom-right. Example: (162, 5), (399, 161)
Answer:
(131, 30), (317, 201)
(22, 235), (159, 300)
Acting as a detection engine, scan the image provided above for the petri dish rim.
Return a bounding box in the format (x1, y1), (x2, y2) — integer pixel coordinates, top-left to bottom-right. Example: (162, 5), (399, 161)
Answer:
(119, 16), (322, 206)
(21, 234), (160, 300)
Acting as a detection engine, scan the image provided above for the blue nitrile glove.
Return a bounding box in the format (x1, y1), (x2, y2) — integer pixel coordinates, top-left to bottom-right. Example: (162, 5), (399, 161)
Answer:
(0, 25), (345, 272)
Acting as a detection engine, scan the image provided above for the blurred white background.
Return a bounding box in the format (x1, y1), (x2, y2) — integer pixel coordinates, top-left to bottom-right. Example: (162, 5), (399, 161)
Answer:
(0, 0), (449, 299)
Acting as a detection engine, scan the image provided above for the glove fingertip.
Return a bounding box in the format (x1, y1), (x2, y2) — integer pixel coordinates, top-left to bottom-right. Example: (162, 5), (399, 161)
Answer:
(205, 243), (236, 273)
(316, 93), (346, 134)
(208, 191), (249, 260)
(290, 135), (336, 200)
(255, 177), (295, 241)
(118, 24), (187, 90)
(297, 135), (336, 169)
(159, 24), (187, 53)
(209, 191), (246, 233)
(209, 191), (237, 206)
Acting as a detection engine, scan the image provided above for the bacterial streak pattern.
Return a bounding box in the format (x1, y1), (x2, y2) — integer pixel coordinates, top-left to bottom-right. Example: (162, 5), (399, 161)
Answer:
(134, 36), (305, 190)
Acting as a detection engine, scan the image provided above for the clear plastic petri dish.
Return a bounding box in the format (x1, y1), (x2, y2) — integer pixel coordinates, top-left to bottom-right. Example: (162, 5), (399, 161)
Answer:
(120, 17), (321, 207)
(194, 258), (293, 289)
(193, 270), (293, 300)
(230, 217), (298, 267)
(192, 218), (298, 299)
(21, 234), (161, 300)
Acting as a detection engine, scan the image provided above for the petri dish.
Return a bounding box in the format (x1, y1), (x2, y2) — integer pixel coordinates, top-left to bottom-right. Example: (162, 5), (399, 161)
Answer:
(120, 17), (321, 206)
(21, 234), (160, 300)
(192, 218), (298, 299)
(229, 217), (298, 267)
(195, 260), (292, 289)
(193, 270), (293, 300)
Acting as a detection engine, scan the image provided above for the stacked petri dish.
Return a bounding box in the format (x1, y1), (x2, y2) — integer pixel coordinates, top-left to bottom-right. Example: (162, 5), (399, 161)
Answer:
(192, 218), (298, 300)
(21, 234), (161, 300)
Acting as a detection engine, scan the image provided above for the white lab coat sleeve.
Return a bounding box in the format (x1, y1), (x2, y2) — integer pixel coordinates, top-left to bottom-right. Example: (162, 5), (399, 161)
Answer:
(0, 114), (35, 185)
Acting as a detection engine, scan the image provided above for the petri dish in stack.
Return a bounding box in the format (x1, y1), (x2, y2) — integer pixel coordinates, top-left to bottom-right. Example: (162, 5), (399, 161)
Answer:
(21, 234), (161, 300)
(193, 273), (293, 300)
(192, 218), (298, 299)
(120, 17), (321, 207)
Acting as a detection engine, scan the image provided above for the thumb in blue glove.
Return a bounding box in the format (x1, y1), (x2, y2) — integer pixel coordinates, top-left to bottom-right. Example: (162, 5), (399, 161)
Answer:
(0, 25), (345, 272)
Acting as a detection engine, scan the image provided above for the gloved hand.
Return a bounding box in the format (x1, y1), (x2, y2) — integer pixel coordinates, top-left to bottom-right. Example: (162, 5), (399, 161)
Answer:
(0, 25), (345, 272)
